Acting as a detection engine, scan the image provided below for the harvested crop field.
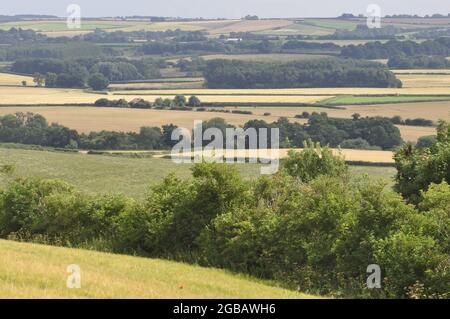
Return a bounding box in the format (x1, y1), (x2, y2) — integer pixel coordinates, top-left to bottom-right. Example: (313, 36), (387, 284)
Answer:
(0, 106), (283, 133)
(0, 87), (105, 104)
(396, 74), (450, 88)
(396, 125), (437, 142)
(0, 73), (33, 86)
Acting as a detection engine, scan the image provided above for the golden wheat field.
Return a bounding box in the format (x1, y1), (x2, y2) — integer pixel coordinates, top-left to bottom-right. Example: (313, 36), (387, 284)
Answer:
(0, 106), (284, 133)
(0, 73), (34, 86)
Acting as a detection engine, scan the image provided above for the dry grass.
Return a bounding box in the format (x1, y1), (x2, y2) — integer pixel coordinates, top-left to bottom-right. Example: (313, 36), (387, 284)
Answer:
(0, 240), (313, 299)
(0, 73), (34, 86)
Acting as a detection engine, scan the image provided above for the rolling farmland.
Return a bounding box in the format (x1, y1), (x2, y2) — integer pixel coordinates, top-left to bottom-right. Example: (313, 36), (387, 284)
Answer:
(0, 105), (440, 142)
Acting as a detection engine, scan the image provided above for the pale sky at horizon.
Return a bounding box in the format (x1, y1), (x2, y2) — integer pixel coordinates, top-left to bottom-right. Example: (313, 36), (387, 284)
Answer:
(1, 0), (449, 19)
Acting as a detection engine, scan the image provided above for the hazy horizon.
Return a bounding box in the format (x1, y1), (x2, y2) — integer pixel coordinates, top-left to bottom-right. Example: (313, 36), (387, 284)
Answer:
(1, 0), (449, 19)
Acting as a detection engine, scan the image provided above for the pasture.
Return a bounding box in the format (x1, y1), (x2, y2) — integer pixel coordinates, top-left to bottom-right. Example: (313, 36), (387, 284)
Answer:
(0, 147), (396, 199)
(0, 240), (313, 298)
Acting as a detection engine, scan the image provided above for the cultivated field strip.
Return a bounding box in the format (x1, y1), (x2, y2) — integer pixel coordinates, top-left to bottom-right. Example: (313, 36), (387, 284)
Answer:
(169, 148), (395, 163)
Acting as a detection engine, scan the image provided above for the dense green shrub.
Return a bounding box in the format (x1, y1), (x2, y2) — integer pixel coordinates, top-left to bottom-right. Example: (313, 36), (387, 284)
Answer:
(394, 121), (450, 203)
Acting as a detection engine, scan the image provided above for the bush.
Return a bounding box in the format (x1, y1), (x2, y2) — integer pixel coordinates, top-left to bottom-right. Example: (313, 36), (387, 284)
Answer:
(394, 121), (450, 203)
(416, 135), (437, 149)
(282, 141), (348, 183)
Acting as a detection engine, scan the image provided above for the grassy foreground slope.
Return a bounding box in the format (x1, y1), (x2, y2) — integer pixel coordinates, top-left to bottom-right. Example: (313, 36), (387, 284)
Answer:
(0, 240), (314, 299)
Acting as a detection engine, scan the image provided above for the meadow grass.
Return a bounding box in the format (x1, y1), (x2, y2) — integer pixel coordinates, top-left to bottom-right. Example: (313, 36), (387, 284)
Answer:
(0, 239), (315, 298)
(0, 147), (396, 199)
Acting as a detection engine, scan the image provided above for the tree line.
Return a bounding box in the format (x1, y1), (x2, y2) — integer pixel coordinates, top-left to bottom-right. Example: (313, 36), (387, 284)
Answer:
(1, 123), (448, 298)
(388, 55), (450, 69)
(341, 38), (450, 59)
(0, 112), (403, 151)
(11, 57), (162, 89)
(204, 58), (402, 89)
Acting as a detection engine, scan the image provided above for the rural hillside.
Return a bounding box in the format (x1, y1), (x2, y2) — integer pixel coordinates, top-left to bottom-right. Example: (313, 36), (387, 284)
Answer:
(0, 3), (449, 301)
(0, 240), (314, 298)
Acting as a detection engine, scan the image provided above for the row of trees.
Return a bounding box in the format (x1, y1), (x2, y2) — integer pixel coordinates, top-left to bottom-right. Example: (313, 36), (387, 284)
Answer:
(1, 129), (448, 298)
(11, 57), (162, 89)
(204, 58), (402, 89)
(0, 112), (403, 151)
(95, 95), (202, 109)
(388, 55), (450, 69)
(341, 38), (450, 59)
(0, 28), (210, 44)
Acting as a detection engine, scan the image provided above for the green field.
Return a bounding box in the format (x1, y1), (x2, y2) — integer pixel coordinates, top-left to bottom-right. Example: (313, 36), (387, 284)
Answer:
(0, 240), (314, 298)
(0, 147), (396, 199)
(324, 95), (450, 105)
